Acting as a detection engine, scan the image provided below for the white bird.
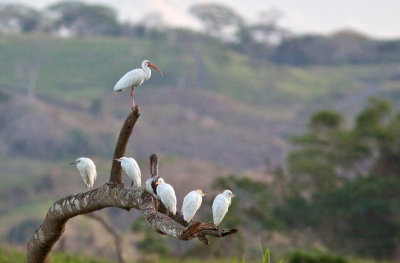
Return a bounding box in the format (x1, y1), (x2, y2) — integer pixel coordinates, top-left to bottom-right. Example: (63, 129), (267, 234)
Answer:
(181, 189), (206, 223)
(156, 178), (177, 215)
(115, 156), (141, 188)
(212, 190), (236, 226)
(113, 59), (163, 108)
(70, 157), (97, 189)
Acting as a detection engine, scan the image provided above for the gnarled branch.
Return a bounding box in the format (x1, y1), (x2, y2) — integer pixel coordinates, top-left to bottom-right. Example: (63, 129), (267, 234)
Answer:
(110, 108), (140, 184)
(27, 108), (237, 263)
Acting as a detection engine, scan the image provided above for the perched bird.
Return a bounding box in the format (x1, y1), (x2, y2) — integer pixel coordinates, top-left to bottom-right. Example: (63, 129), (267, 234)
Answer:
(181, 189), (206, 223)
(156, 178), (177, 215)
(145, 154), (159, 198)
(70, 157), (97, 189)
(113, 59), (163, 108)
(212, 190), (236, 226)
(115, 156), (141, 188)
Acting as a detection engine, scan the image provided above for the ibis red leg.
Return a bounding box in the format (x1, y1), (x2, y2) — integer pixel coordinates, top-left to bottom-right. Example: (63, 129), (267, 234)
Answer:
(130, 88), (134, 107)
(130, 87), (139, 111)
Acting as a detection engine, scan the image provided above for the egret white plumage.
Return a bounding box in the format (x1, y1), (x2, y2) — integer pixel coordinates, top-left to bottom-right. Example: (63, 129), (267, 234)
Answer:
(212, 190), (236, 226)
(115, 156), (141, 188)
(181, 189), (206, 223)
(70, 157), (97, 189)
(113, 59), (163, 108)
(145, 154), (159, 198)
(156, 178), (177, 215)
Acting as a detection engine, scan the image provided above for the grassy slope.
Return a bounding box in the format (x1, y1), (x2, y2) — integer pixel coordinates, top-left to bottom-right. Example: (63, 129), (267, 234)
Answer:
(2, 34), (398, 167)
(1, 34), (400, 262)
(0, 245), (112, 263)
(2, 34), (394, 110)
(0, 245), (245, 263)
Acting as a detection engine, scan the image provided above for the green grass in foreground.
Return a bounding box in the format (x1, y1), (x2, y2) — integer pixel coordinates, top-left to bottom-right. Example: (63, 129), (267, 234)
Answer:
(0, 245), (243, 263)
(0, 246), (111, 263)
(0, 246), (393, 263)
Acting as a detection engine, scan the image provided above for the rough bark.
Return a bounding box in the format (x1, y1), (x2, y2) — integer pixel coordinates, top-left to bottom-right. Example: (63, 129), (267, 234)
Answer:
(109, 107), (140, 183)
(27, 107), (237, 263)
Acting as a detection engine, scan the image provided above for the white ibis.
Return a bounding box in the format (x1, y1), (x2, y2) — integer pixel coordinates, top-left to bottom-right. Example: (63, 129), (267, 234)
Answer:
(145, 154), (159, 198)
(113, 59), (163, 108)
(156, 178), (177, 215)
(212, 190), (236, 226)
(115, 156), (141, 188)
(181, 189), (206, 223)
(70, 157), (97, 190)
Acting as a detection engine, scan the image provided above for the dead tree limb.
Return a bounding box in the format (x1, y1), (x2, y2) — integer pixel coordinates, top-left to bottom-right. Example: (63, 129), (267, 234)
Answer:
(27, 107), (237, 263)
(84, 213), (125, 263)
(109, 108), (140, 184)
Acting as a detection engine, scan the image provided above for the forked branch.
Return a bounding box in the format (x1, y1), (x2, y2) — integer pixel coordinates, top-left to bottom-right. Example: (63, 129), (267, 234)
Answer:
(27, 107), (237, 263)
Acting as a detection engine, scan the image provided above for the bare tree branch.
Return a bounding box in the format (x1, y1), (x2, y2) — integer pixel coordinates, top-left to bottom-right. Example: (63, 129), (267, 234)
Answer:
(27, 107), (237, 263)
(84, 213), (125, 263)
(109, 107), (140, 184)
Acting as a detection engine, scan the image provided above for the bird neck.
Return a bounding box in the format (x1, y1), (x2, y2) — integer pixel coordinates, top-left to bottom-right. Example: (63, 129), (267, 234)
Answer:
(143, 65), (152, 81)
(223, 194), (231, 201)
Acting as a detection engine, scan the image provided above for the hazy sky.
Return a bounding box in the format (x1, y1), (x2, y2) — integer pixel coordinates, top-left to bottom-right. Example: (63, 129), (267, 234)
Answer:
(4, 0), (400, 38)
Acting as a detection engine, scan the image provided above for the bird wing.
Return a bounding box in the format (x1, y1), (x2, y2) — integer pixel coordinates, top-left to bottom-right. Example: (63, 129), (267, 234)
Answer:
(157, 184), (177, 215)
(84, 159), (97, 188)
(77, 163), (89, 187)
(212, 195), (229, 226)
(113, 69), (145, 91)
(122, 159), (141, 187)
(130, 158), (141, 187)
(182, 191), (201, 222)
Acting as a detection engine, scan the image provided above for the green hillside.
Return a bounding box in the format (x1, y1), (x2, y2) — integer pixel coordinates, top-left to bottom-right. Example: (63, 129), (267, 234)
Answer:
(2, 33), (400, 169)
(1, 33), (400, 262)
(2, 34), (396, 108)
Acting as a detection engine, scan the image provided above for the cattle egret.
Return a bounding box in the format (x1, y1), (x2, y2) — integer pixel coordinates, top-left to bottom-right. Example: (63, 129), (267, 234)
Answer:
(156, 178), (177, 215)
(146, 154), (159, 198)
(182, 189), (206, 223)
(115, 156), (141, 188)
(70, 157), (97, 189)
(113, 59), (163, 108)
(212, 190), (236, 226)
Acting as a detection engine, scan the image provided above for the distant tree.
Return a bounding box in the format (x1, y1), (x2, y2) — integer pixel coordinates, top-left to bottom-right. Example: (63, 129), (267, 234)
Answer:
(311, 176), (400, 259)
(232, 8), (291, 59)
(288, 109), (369, 193)
(189, 3), (244, 41)
(281, 97), (400, 260)
(47, 1), (121, 36)
(250, 9), (290, 46)
(270, 30), (400, 65)
(0, 4), (48, 33)
(137, 12), (167, 36)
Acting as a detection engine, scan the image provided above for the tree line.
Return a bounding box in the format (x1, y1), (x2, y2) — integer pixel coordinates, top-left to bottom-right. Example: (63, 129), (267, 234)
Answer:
(236, 97), (400, 260)
(2, 1), (400, 65)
